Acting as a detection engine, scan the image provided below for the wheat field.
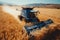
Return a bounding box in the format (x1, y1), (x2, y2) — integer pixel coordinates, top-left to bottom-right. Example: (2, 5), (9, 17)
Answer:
(0, 6), (60, 40)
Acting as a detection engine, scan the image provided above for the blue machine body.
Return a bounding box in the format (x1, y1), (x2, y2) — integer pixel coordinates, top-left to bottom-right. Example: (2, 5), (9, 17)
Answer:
(19, 7), (53, 35)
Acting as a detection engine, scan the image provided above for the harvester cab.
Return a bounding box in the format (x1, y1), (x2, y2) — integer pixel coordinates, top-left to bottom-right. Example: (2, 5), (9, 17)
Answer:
(19, 7), (53, 35)
(19, 7), (40, 23)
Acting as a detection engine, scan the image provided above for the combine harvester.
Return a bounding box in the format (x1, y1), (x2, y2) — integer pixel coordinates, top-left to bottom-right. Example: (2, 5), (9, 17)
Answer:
(19, 7), (53, 35)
